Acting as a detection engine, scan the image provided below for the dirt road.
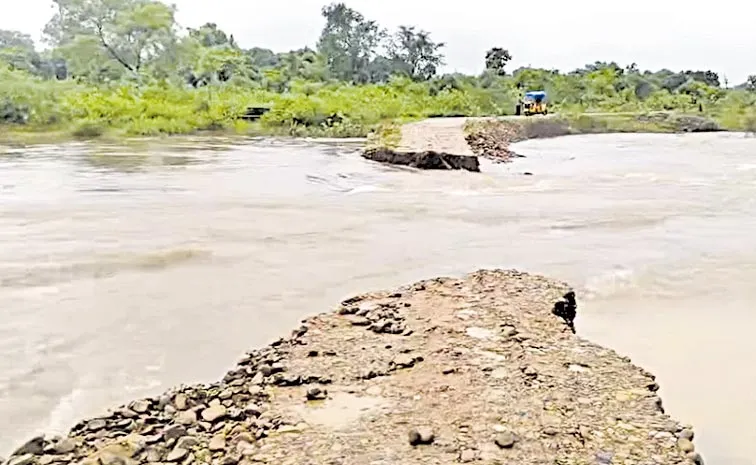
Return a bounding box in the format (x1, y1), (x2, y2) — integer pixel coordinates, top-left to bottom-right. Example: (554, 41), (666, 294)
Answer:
(398, 117), (476, 155)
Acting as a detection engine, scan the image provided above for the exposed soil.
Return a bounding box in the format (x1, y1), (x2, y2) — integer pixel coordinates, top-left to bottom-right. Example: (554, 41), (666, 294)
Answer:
(4, 270), (702, 465)
(398, 118), (476, 155)
(364, 117), (481, 171)
(464, 120), (529, 163)
(362, 147), (480, 172)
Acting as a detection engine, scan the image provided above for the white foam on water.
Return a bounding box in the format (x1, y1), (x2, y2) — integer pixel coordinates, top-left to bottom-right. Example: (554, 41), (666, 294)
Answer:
(123, 378), (162, 393)
(622, 172), (660, 182)
(448, 189), (481, 197)
(507, 180), (555, 192)
(347, 185), (387, 194)
(45, 387), (86, 435)
(581, 266), (637, 300)
(682, 178), (714, 187)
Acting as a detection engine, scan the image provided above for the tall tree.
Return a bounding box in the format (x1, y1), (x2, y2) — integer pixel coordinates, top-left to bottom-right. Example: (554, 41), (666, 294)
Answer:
(44, 0), (178, 77)
(276, 48), (327, 81)
(746, 75), (756, 92)
(684, 70), (720, 88)
(188, 23), (232, 48)
(317, 3), (385, 83)
(484, 47), (512, 76)
(0, 30), (36, 52)
(246, 47), (279, 69)
(387, 26), (444, 81)
(0, 30), (40, 72)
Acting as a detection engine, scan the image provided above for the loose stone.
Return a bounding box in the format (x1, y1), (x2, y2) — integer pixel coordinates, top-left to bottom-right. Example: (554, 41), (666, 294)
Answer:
(174, 394), (188, 411)
(87, 419), (107, 432)
(13, 437), (46, 456)
(208, 435), (226, 452)
(306, 387), (328, 401)
(8, 455), (36, 465)
(176, 410), (196, 425)
(165, 448), (188, 462)
(201, 405), (227, 423)
(50, 439), (77, 455)
(408, 427), (435, 446)
(164, 424), (188, 441)
(495, 432), (517, 448)
(175, 436), (199, 450)
(686, 452), (704, 465)
(130, 400), (150, 414)
(459, 449), (478, 462)
(677, 438), (695, 453)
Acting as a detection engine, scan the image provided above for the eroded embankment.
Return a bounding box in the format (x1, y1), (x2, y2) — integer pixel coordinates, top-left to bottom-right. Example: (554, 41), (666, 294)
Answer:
(362, 117), (481, 172)
(363, 112), (722, 170)
(4, 270), (702, 465)
(464, 113), (722, 163)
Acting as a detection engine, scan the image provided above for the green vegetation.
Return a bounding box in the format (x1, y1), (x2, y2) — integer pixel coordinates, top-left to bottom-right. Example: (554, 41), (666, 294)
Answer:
(1, 1), (756, 142)
(365, 123), (402, 149)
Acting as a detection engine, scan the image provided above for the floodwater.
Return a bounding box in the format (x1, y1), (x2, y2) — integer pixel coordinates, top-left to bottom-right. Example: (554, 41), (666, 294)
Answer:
(1, 133), (755, 463)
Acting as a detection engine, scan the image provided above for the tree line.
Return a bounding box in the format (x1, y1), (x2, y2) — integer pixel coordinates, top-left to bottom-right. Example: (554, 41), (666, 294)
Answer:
(0, 1), (448, 88)
(1, 0), (753, 94)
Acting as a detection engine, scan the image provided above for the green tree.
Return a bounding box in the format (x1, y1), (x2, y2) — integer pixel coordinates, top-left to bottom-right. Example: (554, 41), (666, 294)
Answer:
(276, 48), (327, 81)
(0, 30), (36, 54)
(178, 35), (248, 87)
(246, 47), (279, 69)
(579, 61), (623, 76)
(56, 36), (125, 81)
(317, 3), (385, 83)
(387, 26), (444, 81)
(44, 0), (178, 78)
(660, 73), (689, 92)
(188, 23), (233, 48)
(745, 75), (756, 92)
(484, 47), (512, 76)
(0, 30), (40, 73)
(366, 55), (394, 83)
(512, 67), (552, 91)
(684, 70), (720, 87)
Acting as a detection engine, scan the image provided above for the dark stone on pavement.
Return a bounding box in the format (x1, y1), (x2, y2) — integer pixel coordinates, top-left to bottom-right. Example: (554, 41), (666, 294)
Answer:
(408, 427), (435, 446)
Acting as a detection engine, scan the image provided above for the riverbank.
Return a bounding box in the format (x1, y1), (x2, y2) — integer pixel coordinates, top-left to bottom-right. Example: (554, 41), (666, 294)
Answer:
(0, 73), (496, 146)
(2, 270), (702, 465)
(465, 112), (728, 163)
(3, 61), (755, 148)
(360, 112), (736, 170)
(0, 112), (737, 149)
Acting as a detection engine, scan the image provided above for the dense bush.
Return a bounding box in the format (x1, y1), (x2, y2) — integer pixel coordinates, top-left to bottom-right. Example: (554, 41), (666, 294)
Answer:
(1, 0), (755, 138)
(1, 65), (755, 138)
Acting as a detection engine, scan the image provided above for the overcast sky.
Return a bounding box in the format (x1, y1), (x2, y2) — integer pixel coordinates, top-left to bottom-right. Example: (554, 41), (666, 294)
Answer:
(3, 0), (754, 84)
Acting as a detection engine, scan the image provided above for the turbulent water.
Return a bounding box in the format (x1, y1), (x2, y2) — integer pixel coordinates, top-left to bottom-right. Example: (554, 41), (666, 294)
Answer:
(1, 133), (755, 464)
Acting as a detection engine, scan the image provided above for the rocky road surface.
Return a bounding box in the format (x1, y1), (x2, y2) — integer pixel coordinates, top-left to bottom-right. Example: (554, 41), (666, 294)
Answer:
(4, 270), (702, 465)
(398, 117), (544, 163)
(399, 118), (476, 155)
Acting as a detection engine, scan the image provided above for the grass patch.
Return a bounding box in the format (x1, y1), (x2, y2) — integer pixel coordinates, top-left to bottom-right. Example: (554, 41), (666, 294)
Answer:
(71, 121), (106, 139)
(1, 63), (754, 145)
(366, 123), (402, 149)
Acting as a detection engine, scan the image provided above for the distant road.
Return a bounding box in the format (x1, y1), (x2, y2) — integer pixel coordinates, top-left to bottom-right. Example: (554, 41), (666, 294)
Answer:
(397, 112), (642, 155)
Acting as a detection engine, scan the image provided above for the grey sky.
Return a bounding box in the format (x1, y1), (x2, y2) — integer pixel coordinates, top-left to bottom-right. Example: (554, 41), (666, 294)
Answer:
(3, 0), (754, 84)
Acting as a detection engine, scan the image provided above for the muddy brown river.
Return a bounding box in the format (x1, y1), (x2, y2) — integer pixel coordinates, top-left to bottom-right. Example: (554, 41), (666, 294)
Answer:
(1, 133), (755, 463)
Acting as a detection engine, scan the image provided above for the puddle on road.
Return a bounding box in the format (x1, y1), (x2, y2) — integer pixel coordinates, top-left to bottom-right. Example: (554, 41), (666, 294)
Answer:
(292, 392), (390, 430)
